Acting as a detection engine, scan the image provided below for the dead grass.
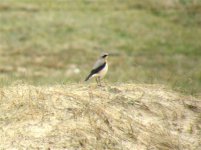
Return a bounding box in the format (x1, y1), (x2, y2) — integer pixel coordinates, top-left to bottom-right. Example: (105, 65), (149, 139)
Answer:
(0, 83), (200, 149)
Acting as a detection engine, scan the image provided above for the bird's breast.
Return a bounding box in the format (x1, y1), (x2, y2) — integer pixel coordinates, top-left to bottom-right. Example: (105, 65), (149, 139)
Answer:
(99, 63), (108, 78)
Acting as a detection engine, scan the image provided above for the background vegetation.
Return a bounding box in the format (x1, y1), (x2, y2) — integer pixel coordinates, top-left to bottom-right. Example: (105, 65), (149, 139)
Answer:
(0, 0), (201, 96)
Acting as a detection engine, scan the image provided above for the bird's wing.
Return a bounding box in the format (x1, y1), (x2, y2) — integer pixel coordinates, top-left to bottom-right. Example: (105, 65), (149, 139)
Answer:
(92, 58), (105, 70)
(85, 60), (106, 81)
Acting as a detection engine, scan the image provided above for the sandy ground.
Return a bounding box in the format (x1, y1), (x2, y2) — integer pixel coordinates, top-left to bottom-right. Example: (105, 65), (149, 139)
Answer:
(0, 84), (200, 149)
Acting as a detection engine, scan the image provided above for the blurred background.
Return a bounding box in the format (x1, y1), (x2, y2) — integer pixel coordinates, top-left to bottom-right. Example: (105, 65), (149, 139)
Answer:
(0, 0), (200, 96)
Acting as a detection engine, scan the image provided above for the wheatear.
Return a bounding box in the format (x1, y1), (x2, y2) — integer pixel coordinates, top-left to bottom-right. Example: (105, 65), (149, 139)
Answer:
(85, 53), (109, 86)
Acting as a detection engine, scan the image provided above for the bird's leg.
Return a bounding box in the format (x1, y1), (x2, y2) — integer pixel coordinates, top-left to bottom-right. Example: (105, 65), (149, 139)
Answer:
(95, 77), (101, 86)
(98, 77), (102, 86)
(95, 77), (99, 85)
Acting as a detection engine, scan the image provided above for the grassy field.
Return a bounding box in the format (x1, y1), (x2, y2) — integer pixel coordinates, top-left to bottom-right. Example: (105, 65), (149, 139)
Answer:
(0, 0), (201, 96)
(0, 84), (200, 149)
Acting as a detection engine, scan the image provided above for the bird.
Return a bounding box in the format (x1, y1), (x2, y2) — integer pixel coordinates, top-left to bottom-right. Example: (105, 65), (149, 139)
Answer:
(85, 53), (109, 86)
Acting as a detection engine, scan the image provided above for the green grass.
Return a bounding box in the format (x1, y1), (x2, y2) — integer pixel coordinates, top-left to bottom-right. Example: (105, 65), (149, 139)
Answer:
(0, 0), (201, 96)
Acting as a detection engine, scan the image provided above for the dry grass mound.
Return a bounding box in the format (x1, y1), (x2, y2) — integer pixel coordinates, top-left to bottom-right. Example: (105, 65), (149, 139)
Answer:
(0, 84), (200, 149)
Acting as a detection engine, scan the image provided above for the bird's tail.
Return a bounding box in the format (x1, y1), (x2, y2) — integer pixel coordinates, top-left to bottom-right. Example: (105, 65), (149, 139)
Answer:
(85, 73), (93, 81)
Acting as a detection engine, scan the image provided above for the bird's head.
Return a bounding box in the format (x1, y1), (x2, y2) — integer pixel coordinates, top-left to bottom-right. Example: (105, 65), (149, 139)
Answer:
(100, 53), (109, 60)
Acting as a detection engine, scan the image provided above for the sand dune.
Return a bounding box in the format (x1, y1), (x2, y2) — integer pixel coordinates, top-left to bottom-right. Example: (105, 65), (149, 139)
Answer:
(0, 84), (200, 149)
